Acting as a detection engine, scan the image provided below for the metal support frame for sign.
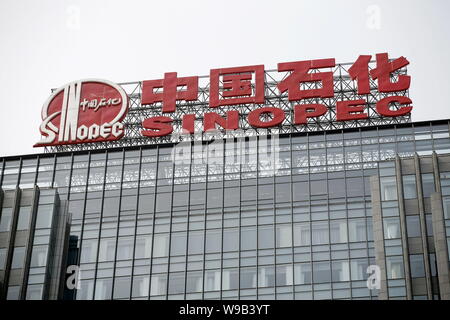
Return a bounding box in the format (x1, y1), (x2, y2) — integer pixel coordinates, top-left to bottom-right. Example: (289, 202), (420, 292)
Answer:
(45, 60), (410, 153)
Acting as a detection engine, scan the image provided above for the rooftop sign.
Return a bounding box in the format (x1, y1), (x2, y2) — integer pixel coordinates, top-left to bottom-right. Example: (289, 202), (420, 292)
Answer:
(35, 53), (412, 151)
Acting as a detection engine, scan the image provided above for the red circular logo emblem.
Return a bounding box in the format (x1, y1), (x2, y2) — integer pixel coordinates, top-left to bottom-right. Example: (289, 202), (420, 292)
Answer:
(35, 79), (129, 147)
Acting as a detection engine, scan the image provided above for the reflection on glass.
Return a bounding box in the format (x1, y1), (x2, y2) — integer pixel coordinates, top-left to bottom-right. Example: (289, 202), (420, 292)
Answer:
(313, 261), (331, 283)
(380, 176), (397, 201)
(186, 272), (203, 293)
(135, 235), (152, 259)
(168, 272), (185, 294)
(276, 225), (292, 248)
(17, 206), (31, 230)
(409, 254), (425, 278)
(0, 208), (13, 232)
(204, 270), (221, 291)
(386, 256), (404, 279)
(258, 266), (275, 287)
(150, 274), (167, 296)
(348, 219), (366, 242)
(294, 223), (310, 246)
(294, 263), (312, 285)
(312, 221), (329, 245)
(421, 173), (435, 198)
(30, 245), (48, 267)
(132, 275), (150, 298)
(153, 234), (169, 257)
(11, 247), (26, 269)
(76, 280), (94, 300)
(276, 265), (293, 286)
(332, 260), (350, 282)
(330, 220), (347, 243)
(402, 175), (417, 199)
(240, 267), (257, 289)
(94, 278), (113, 300)
(406, 215), (421, 237)
(383, 218), (401, 239)
(113, 276), (131, 299)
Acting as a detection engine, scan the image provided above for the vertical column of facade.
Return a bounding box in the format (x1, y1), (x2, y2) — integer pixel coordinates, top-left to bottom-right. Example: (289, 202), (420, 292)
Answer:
(46, 197), (71, 300)
(369, 176), (388, 299)
(431, 152), (450, 300)
(394, 156), (413, 299)
(0, 188), (21, 299)
(26, 189), (62, 300)
(413, 154), (434, 298)
(19, 186), (40, 300)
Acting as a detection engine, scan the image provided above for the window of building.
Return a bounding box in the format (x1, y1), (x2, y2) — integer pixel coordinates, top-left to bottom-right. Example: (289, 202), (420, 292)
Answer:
(258, 266), (275, 287)
(328, 178), (346, 198)
(132, 275), (150, 298)
(11, 247), (26, 269)
(113, 277), (131, 299)
(311, 221), (329, 245)
(77, 280), (94, 300)
(425, 214), (433, 236)
(186, 271), (203, 293)
(348, 219), (366, 242)
(94, 278), (113, 300)
(204, 270), (221, 291)
(240, 267), (257, 289)
(241, 227), (256, 251)
(406, 215), (421, 237)
(429, 253), (437, 277)
(7, 286), (21, 300)
(153, 234), (169, 257)
(332, 260), (350, 282)
(293, 223), (310, 246)
(80, 239), (98, 263)
(188, 231), (204, 255)
(294, 263), (312, 285)
(0, 248), (6, 270)
(313, 261), (331, 283)
(409, 254), (425, 278)
(276, 265), (293, 286)
(135, 235), (152, 259)
(350, 259), (368, 281)
(223, 229), (239, 252)
(276, 224), (292, 248)
(30, 245), (48, 267)
(0, 208), (13, 232)
(310, 180), (327, 196)
(98, 238), (116, 262)
(380, 177), (397, 201)
(402, 175), (417, 199)
(346, 177), (364, 197)
(17, 206), (32, 230)
(222, 268), (239, 290)
(383, 217), (401, 239)
(386, 256), (404, 279)
(205, 230), (221, 253)
(421, 173), (435, 198)
(330, 220), (347, 243)
(258, 225), (274, 249)
(169, 272), (184, 294)
(150, 274), (167, 296)
(443, 197), (450, 219)
(117, 237), (134, 260)
(35, 204), (53, 229)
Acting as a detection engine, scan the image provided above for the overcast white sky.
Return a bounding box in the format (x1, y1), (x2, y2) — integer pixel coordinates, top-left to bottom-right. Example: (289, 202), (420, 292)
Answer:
(0, 0), (449, 157)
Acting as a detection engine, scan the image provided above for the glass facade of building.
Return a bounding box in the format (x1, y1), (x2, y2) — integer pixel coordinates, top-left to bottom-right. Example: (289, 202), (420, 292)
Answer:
(1, 120), (450, 300)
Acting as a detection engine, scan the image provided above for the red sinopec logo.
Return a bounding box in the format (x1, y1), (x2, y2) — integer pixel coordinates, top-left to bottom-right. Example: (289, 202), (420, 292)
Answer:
(34, 79), (129, 147)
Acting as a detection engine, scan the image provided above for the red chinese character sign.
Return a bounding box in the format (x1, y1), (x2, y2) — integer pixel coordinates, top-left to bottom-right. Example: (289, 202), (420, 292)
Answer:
(35, 79), (129, 147)
(36, 53), (413, 150)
